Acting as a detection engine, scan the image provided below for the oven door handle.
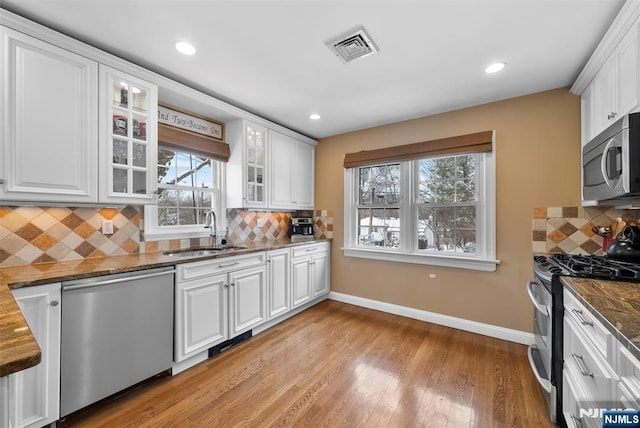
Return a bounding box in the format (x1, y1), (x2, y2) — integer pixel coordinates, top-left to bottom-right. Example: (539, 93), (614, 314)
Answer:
(527, 345), (552, 393)
(527, 280), (549, 316)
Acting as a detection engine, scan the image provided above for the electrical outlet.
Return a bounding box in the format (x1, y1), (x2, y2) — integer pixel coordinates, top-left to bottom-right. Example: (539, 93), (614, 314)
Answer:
(102, 220), (114, 235)
(257, 218), (265, 228)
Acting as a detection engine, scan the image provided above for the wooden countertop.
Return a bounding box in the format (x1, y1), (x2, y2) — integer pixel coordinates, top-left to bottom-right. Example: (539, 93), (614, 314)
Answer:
(0, 239), (329, 377)
(562, 276), (640, 361)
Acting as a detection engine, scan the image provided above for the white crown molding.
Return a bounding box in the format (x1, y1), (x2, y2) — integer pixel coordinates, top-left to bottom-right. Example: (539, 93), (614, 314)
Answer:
(329, 291), (534, 345)
(571, 1), (640, 95)
(0, 8), (317, 146)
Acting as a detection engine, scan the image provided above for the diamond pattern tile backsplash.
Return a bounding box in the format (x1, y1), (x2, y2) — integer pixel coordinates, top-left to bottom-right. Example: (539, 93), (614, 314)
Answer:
(532, 206), (640, 255)
(0, 206), (334, 267)
(0, 206), (140, 267)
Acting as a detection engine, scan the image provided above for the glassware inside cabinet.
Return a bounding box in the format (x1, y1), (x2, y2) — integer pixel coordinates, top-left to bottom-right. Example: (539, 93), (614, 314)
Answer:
(131, 85), (148, 113)
(113, 80), (129, 108)
(113, 139), (128, 165)
(132, 111), (147, 141)
(132, 143), (146, 167)
(113, 168), (127, 193)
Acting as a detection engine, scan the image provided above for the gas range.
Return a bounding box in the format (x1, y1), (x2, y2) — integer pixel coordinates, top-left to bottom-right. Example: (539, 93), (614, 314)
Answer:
(534, 253), (640, 285)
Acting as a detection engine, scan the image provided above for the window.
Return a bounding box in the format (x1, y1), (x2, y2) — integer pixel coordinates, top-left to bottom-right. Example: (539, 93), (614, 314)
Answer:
(344, 151), (497, 271)
(144, 147), (225, 240)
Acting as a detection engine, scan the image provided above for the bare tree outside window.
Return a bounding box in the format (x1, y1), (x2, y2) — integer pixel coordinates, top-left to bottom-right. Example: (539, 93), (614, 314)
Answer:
(356, 163), (401, 248)
(417, 154), (477, 253)
(156, 148), (219, 227)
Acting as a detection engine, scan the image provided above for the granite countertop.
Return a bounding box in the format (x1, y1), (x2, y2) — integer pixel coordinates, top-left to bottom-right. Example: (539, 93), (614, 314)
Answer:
(562, 276), (640, 361)
(0, 238), (329, 377)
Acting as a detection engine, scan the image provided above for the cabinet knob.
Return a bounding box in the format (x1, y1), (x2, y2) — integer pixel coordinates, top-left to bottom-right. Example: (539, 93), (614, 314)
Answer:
(50, 300), (59, 307)
(230, 282), (235, 287)
(0, 178), (4, 184)
(224, 283), (229, 288)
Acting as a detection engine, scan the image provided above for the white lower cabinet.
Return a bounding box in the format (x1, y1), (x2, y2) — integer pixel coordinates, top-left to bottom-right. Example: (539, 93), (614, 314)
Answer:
(229, 265), (267, 336)
(266, 248), (291, 320)
(562, 289), (618, 428)
(8, 283), (61, 428)
(291, 242), (330, 308)
(174, 273), (228, 362)
(0, 376), (8, 428)
(174, 253), (267, 364)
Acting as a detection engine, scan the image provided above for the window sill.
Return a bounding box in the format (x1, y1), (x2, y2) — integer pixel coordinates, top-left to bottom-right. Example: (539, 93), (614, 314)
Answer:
(342, 247), (500, 272)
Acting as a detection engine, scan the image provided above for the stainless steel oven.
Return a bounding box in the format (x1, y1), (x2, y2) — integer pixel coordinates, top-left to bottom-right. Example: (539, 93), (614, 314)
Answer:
(527, 275), (556, 421)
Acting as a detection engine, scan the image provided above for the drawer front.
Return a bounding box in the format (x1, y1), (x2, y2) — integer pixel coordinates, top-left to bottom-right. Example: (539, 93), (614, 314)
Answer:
(292, 242), (329, 259)
(563, 371), (601, 428)
(564, 314), (618, 402)
(564, 289), (610, 358)
(616, 344), (640, 409)
(177, 252), (266, 282)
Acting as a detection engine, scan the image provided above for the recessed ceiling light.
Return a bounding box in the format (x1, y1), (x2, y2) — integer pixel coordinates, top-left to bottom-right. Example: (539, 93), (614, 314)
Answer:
(175, 41), (196, 55)
(485, 62), (506, 74)
(310, 113), (321, 120)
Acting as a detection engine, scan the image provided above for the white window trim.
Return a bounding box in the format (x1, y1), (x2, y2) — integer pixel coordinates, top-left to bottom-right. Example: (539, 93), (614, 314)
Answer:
(342, 142), (499, 272)
(144, 161), (227, 242)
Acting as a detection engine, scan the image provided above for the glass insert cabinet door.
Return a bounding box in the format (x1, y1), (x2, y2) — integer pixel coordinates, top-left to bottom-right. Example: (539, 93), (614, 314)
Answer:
(99, 64), (158, 204)
(245, 122), (266, 205)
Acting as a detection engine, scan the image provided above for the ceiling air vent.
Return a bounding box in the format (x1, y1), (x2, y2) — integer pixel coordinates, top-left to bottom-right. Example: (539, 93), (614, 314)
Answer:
(326, 26), (379, 63)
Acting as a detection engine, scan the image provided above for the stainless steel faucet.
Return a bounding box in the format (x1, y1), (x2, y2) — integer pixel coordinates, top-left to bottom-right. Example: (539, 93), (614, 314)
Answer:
(204, 209), (217, 245)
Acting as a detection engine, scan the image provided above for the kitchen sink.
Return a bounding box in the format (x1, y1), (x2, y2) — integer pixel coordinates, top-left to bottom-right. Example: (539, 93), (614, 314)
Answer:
(164, 246), (246, 258)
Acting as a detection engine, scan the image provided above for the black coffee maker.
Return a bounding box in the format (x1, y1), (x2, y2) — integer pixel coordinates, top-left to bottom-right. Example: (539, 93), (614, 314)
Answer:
(289, 218), (313, 237)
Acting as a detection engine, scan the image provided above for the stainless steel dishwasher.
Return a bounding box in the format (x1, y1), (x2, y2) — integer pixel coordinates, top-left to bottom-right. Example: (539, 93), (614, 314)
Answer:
(60, 266), (175, 417)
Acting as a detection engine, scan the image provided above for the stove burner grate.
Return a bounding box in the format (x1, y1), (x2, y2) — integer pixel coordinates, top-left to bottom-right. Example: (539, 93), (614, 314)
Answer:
(551, 254), (640, 281)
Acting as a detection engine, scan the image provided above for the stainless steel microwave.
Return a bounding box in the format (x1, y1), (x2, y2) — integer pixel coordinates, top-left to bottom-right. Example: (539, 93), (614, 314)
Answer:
(583, 112), (640, 202)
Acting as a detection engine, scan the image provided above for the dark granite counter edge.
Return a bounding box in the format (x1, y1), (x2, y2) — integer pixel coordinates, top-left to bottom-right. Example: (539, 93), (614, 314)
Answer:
(561, 277), (640, 362)
(0, 238), (330, 377)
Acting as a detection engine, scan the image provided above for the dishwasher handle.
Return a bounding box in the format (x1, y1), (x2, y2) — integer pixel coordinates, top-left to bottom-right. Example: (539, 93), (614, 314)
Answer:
(63, 269), (175, 291)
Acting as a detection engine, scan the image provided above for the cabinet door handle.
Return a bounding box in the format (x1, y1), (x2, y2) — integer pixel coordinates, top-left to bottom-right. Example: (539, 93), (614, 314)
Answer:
(218, 262), (240, 268)
(50, 300), (59, 307)
(571, 309), (593, 327)
(571, 353), (594, 378)
(306, 248), (318, 252)
(0, 178), (4, 184)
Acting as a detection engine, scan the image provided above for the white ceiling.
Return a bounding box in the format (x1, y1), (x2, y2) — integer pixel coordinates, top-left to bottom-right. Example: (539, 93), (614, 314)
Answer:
(0, 0), (626, 139)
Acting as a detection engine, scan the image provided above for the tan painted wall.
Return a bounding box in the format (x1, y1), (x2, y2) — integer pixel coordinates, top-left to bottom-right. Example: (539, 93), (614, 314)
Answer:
(315, 88), (581, 333)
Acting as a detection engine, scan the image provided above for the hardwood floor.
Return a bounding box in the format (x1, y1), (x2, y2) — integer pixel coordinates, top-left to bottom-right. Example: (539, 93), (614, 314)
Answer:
(58, 300), (552, 428)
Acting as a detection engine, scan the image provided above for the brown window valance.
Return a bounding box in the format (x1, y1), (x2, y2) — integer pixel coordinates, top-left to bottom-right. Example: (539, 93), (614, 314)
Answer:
(343, 130), (493, 168)
(158, 124), (230, 161)
(157, 104), (229, 162)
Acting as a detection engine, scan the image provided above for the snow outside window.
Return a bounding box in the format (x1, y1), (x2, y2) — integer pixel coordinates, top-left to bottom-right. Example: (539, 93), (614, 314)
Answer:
(343, 152), (498, 271)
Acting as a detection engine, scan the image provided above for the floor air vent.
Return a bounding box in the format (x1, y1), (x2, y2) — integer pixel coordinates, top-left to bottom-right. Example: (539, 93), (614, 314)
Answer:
(327, 26), (379, 63)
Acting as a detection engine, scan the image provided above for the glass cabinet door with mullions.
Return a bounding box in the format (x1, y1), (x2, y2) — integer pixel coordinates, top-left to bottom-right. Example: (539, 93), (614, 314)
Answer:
(245, 123), (266, 205)
(100, 64), (157, 204)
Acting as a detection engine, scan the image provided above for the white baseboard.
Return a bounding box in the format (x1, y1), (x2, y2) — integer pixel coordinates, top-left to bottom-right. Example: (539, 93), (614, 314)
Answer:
(328, 291), (534, 345)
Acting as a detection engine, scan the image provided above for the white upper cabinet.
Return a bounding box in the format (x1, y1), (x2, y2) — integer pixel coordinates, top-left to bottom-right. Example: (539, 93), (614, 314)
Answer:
(99, 64), (158, 204)
(227, 119), (269, 208)
(0, 26), (98, 203)
(581, 21), (640, 145)
(270, 130), (315, 210)
(227, 120), (315, 210)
